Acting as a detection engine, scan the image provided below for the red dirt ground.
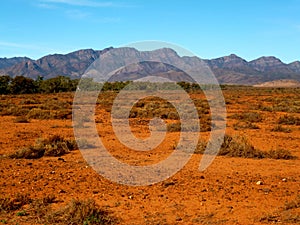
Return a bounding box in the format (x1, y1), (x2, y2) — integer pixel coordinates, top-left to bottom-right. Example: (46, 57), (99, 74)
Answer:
(0, 87), (300, 224)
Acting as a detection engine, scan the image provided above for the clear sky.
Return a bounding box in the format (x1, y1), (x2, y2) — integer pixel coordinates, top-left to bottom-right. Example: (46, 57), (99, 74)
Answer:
(0, 0), (300, 63)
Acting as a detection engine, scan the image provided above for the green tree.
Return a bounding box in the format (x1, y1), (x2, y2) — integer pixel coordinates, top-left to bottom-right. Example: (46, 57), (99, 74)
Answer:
(10, 76), (37, 94)
(0, 75), (12, 94)
(40, 76), (77, 93)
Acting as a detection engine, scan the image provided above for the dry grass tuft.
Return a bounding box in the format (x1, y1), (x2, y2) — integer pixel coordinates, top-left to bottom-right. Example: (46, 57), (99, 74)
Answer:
(9, 135), (78, 159)
(47, 199), (116, 225)
(195, 135), (296, 160)
(0, 193), (31, 212)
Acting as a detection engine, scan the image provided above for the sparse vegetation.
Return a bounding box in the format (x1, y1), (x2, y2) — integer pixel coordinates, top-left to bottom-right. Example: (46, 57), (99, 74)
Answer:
(271, 124), (292, 133)
(233, 121), (260, 130)
(195, 135), (296, 159)
(229, 112), (263, 123)
(260, 195), (300, 223)
(278, 114), (300, 126)
(0, 193), (31, 212)
(9, 135), (78, 159)
(0, 195), (116, 225)
(46, 199), (116, 225)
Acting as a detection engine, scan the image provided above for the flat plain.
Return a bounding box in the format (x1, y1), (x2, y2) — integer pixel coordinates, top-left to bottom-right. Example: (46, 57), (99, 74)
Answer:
(0, 86), (299, 225)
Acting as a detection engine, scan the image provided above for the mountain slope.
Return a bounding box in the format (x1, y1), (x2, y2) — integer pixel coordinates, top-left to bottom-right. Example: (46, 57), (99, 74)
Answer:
(0, 48), (299, 85)
(0, 48), (112, 79)
(0, 57), (31, 70)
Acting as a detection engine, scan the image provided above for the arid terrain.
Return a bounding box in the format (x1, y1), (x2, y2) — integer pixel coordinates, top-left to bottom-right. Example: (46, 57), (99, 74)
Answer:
(0, 86), (300, 225)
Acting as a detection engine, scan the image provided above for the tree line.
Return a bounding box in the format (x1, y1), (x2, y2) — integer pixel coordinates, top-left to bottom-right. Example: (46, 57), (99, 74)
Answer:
(0, 75), (79, 94)
(0, 75), (221, 95)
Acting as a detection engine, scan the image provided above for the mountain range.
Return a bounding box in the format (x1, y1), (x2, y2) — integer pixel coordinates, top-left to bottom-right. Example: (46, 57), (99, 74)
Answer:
(0, 47), (299, 85)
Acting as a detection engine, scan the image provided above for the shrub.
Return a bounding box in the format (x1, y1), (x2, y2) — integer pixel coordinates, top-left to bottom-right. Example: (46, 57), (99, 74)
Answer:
(40, 99), (71, 110)
(47, 199), (116, 225)
(271, 125), (292, 133)
(229, 112), (263, 123)
(218, 135), (265, 158)
(10, 146), (45, 159)
(278, 115), (300, 126)
(20, 98), (40, 105)
(27, 108), (51, 120)
(267, 149), (296, 160)
(233, 122), (260, 130)
(10, 135), (78, 159)
(195, 135), (296, 160)
(0, 193), (31, 212)
(0, 105), (29, 116)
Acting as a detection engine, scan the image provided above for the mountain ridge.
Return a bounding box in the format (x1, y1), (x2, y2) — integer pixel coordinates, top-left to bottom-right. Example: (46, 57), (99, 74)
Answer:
(0, 48), (299, 85)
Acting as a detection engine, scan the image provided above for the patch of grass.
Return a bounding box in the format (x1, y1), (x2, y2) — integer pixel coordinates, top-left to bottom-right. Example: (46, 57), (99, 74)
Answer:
(47, 199), (116, 225)
(16, 210), (27, 216)
(0, 193), (31, 212)
(166, 122), (202, 132)
(271, 124), (292, 133)
(51, 109), (72, 119)
(0, 105), (29, 116)
(27, 108), (51, 120)
(267, 149), (296, 160)
(40, 99), (71, 110)
(20, 98), (41, 105)
(28, 195), (57, 222)
(9, 135), (78, 159)
(195, 135), (296, 160)
(166, 118), (212, 133)
(278, 114), (300, 126)
(229, 112), (263, 123)
(233, 122), (260, 130)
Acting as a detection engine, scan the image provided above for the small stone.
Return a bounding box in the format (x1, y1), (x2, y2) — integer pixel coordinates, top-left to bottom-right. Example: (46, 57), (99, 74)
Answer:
(282, 178), (287, 182)
(58, 157), (65, 162)
(256, 181), (263, 185)
(176, 217), (182, 221)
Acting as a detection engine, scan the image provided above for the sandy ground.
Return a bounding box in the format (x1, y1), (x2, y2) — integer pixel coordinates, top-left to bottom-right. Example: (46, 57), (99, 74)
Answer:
(0, 88), (300, 224)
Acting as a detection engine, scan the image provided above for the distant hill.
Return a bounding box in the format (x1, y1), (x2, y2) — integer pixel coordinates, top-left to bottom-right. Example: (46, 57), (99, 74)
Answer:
(0, 47), (299, 85)
(253, 79), (300, 88)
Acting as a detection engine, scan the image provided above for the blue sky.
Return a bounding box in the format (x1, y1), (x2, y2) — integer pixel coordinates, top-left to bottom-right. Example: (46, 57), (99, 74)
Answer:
(0, 0), (300, 63)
